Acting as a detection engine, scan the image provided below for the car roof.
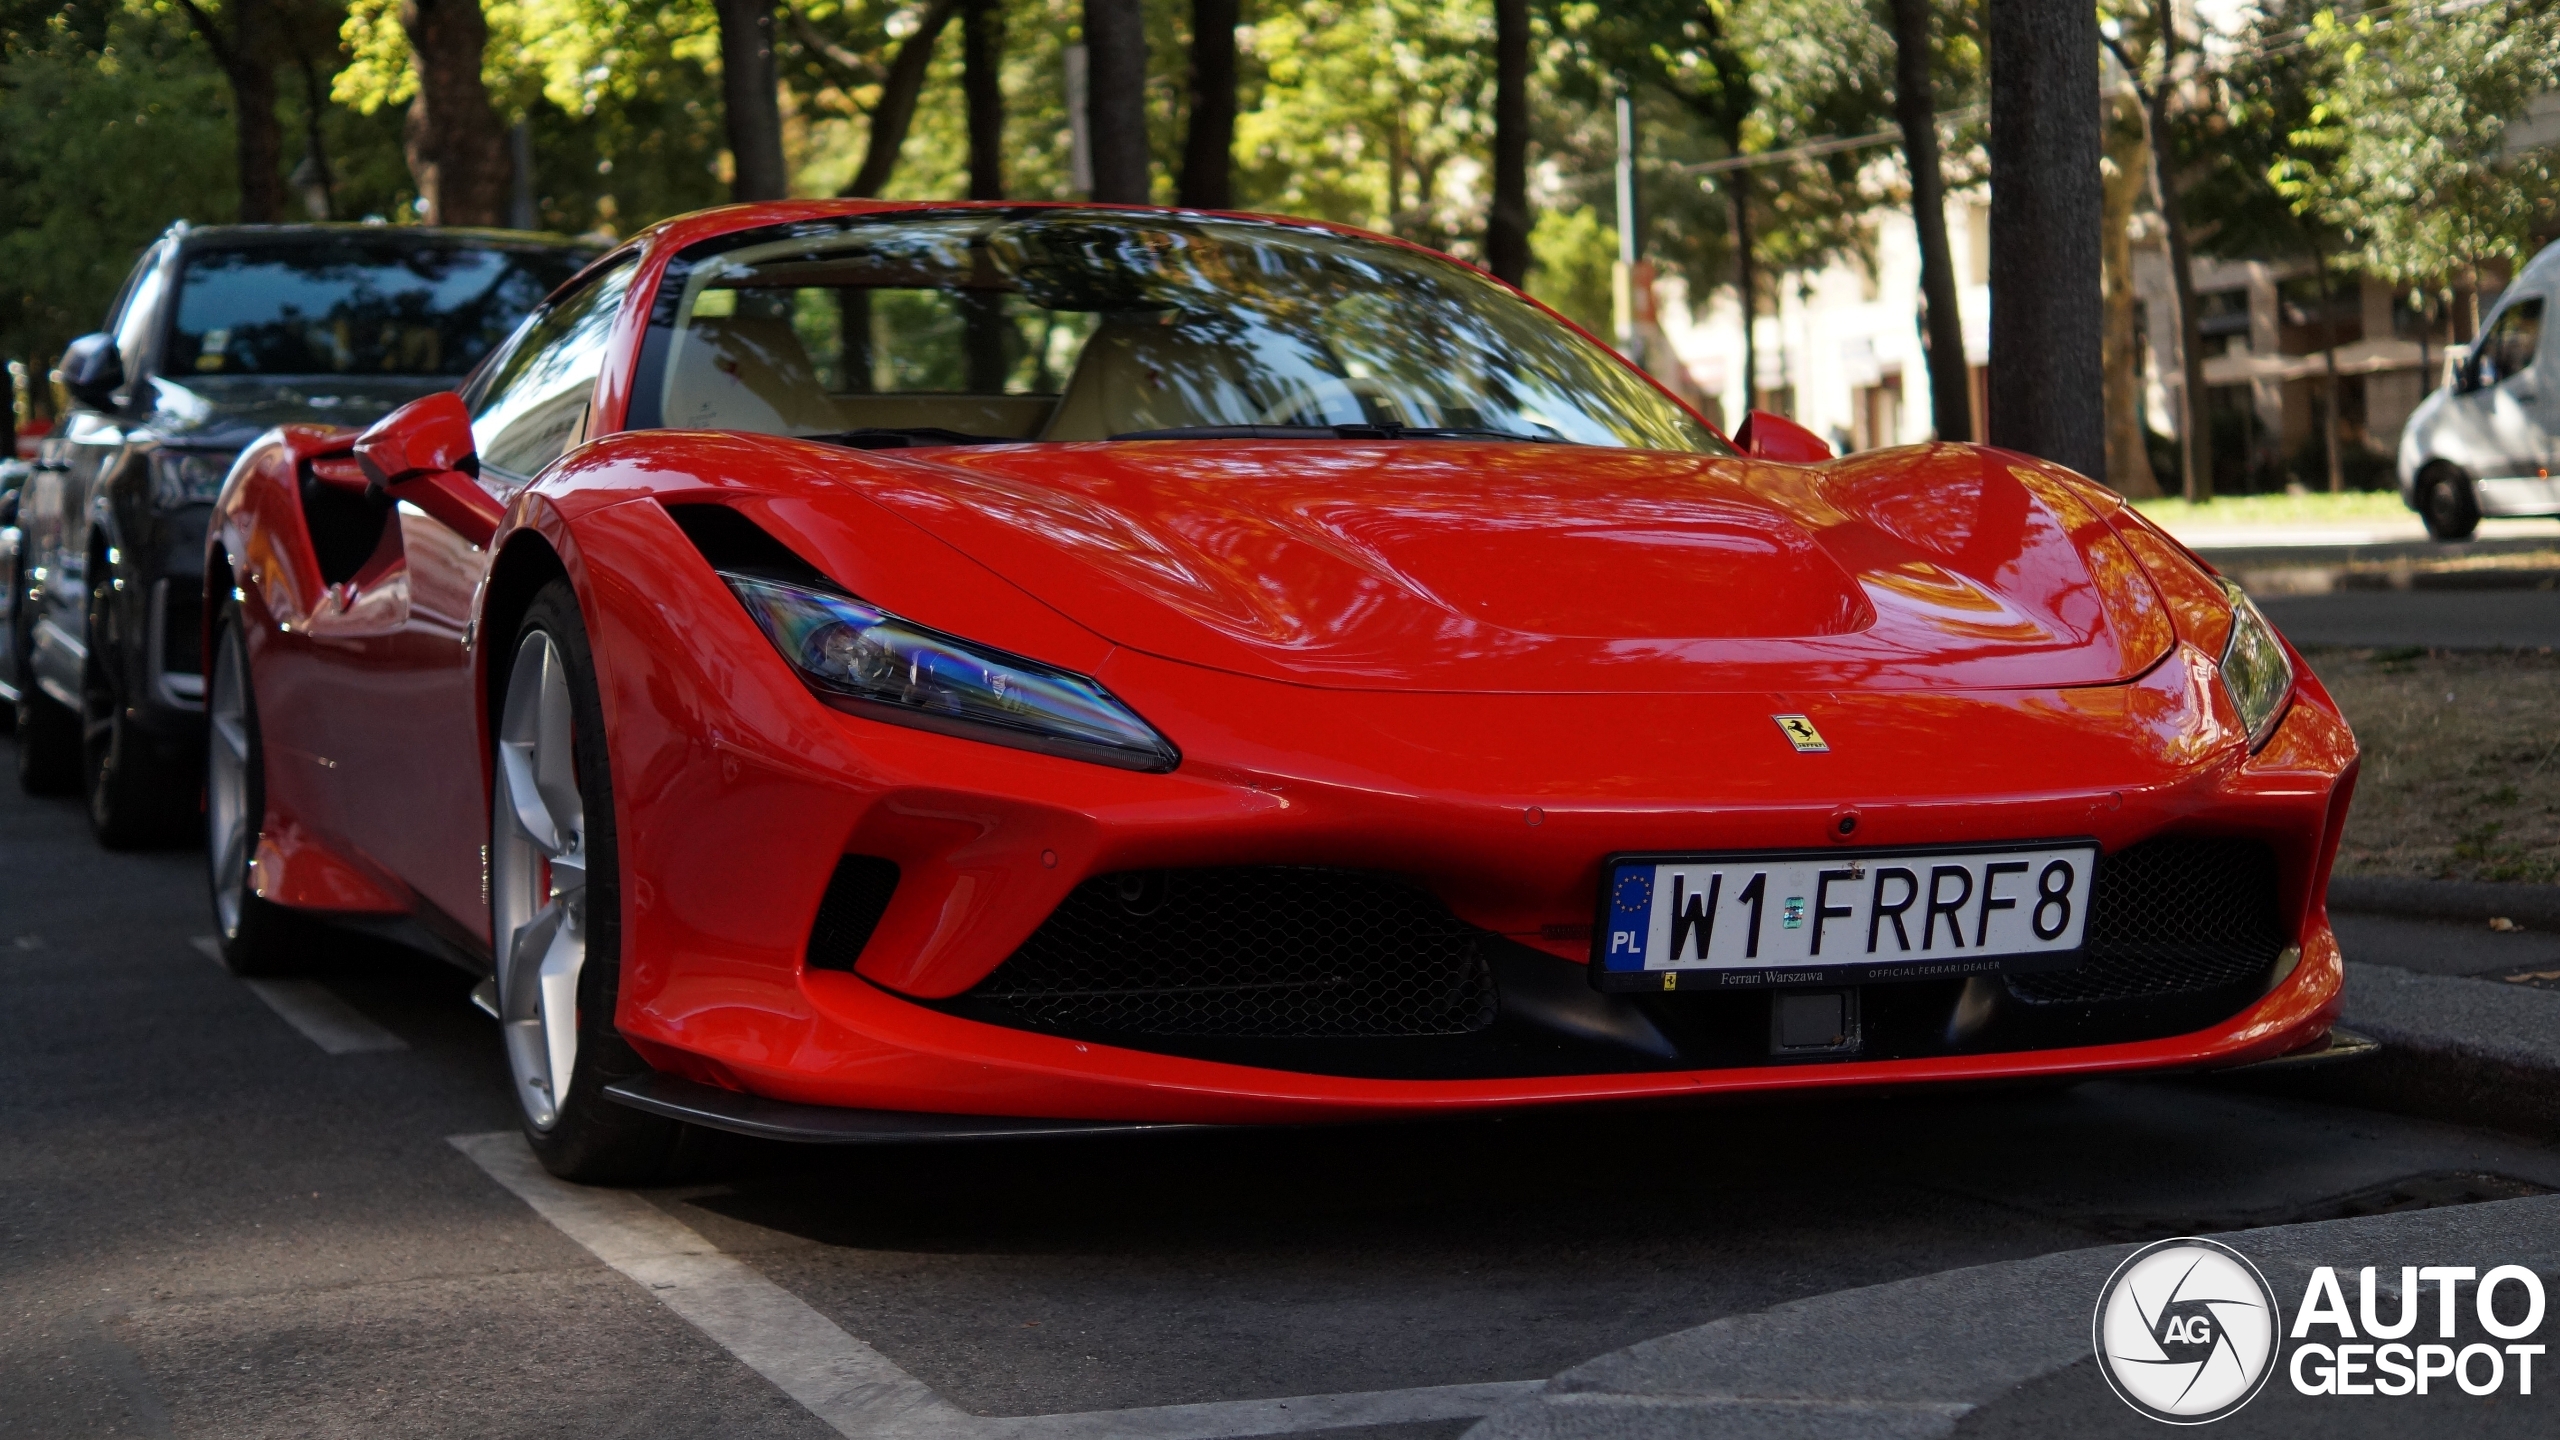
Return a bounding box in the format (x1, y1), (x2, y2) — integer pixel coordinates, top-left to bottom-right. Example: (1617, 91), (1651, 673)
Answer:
(2519, 237), (2560, 291)
(173, 223), (598, 254)
(621, 199), (1441, 274)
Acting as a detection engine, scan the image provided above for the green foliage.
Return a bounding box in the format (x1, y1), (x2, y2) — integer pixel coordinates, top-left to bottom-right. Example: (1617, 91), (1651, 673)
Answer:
(338, 0), (727, 233)
(1527, 206), (1614, 331)
(2187, 0), (2338, 265)
(2287, 0), (2560, 282)
(1236, 0), (1495, 251)
(792, 0), (1088, 203)
(1544, 0), (1969, 303)
(0, 1), (233, 369)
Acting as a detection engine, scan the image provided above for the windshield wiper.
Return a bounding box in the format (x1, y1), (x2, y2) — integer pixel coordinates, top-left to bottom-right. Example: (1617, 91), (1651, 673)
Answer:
(1111, 422), (1566, 443)
(802, 427), (1015, 450)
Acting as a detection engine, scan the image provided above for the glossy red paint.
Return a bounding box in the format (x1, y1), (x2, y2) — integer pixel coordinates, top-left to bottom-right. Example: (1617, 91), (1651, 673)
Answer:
(1734, 409), (1835, 462)
(355, 394), (504, 546)
(205, 200), (2359, 1126)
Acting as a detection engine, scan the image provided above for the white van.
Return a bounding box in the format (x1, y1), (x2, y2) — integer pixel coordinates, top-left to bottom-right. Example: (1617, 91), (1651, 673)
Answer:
(2399, 238), (2559, 539)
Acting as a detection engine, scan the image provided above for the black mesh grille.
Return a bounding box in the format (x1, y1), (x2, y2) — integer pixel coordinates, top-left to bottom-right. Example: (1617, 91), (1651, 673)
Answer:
(967, 868), (1498, 1038)
(2007, 836), (2286, 1004)
(806, 856), (900, 971)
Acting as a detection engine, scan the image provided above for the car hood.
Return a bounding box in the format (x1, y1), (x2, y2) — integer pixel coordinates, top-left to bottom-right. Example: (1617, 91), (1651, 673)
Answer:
(832, 439), (2174, 694)
(144, 375), (449, 452)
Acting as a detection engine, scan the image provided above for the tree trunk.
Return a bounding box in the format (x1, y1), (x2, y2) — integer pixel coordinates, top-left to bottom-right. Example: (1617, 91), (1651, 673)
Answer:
(291, 42), (334, 220)
(1179, 0), (1237, 209)
(2311, 248), (2346, 492)
(172, 0), (287, 222)
(1732, 172), (1756, 415)
(1887, 0), (1968, 443)
(230, 48), (285, 223)
(2110, 29), (2212, 504)
(401, 0), (511, 224)
(964, 0), (1007, 200)
(1084, 0), (1151, 202)
(228, 0), (284, 222)
(2099, 91), (2160, 497)
(2146, 105), (2208, 500)
(842, 0), (959, 198)
(715, 0), (789, 201)
(1485, 0), (1530, 285)
(1985, 0), (2105, 479)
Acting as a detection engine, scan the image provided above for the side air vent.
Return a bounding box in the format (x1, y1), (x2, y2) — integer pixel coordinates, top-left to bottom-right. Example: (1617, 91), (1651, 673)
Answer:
(665, 502), (831, 587)
(805, 856), (901, 971)
(300, 453), (392, 584)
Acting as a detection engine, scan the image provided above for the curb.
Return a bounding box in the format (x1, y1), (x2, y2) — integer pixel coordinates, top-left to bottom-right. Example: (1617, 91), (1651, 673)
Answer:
(1463, 1195), (2560, 1439)
(2234, 962), (2560, 1144)
(2329, 875), (2560, 930)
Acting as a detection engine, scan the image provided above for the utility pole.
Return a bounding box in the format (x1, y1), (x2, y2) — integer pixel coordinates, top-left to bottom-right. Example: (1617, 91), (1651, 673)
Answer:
(1612, 91), (1643, 367)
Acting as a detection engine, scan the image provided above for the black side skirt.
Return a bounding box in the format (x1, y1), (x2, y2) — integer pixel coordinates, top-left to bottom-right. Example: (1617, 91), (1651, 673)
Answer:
(600, 1072), (1213, 1145)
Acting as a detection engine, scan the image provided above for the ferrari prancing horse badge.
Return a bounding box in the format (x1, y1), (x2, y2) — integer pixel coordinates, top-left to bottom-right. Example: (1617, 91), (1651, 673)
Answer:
(1773, 715), (1829, 753)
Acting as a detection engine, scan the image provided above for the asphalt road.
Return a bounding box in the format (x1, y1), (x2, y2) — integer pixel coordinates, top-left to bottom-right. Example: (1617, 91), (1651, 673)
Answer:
(2258, 589), (2560, 650)
(6, 739), (2559, 1439)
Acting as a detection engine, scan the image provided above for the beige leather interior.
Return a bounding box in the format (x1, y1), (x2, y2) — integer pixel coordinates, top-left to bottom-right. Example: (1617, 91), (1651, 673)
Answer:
(660, 313), (836, 435)
(1041, 316), (1252, 440)
(661, 313), (1059, 440)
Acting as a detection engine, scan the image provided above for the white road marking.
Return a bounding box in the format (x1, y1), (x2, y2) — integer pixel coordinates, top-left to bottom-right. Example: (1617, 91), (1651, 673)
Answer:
(190, 937), (409, 1055)
(976, 1382), (1546, 1439)
(454, 1131), (1543, 1439)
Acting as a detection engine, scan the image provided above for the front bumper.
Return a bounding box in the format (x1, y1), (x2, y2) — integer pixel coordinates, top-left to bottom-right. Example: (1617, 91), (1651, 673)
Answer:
(584, 494), (2357, 1122)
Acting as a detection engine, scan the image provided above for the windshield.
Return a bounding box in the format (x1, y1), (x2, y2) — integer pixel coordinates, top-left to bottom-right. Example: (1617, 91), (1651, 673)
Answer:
(167, 239), (592, 378)
(632, 211), (1726, 453)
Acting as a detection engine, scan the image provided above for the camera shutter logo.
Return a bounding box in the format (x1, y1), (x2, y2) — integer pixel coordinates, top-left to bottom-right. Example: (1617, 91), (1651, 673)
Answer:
(2093, 1238), (2281, 1424)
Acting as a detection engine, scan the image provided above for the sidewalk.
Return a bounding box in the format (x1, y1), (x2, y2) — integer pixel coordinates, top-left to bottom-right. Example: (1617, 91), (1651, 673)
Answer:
(1467, 1193), (2560, 1438)
(1467, 897), (2560, 1439)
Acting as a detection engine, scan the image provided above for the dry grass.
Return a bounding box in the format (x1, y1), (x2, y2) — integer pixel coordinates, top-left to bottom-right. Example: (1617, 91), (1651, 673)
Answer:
(2313, 647), (2560, 881)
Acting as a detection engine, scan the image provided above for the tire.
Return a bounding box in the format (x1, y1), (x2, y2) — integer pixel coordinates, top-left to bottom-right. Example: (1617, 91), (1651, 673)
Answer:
(204, 599), (307, 976)
(15, 684), (79, 796)
(2420, 465), (2481, 541)
(80, 560), (196, 847)
(490, 580), (687, 1184)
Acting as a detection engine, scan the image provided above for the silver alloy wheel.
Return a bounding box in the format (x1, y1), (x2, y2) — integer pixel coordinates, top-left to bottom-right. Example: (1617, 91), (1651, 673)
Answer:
(492, 631), (589, 1131)
(206, 622), (252, 938)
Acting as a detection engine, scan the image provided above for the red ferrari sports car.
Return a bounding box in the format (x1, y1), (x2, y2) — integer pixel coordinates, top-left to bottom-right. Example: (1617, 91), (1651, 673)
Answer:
(205, 201), (2357, 1181)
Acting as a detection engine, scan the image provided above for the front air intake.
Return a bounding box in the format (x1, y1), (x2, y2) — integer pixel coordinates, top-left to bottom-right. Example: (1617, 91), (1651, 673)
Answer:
(805, 856), (901, 971)
(965, 867), (1499, 1039)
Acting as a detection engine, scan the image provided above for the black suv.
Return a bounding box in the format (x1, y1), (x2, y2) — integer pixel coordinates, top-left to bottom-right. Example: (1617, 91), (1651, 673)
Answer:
(9, 223), (595, 845)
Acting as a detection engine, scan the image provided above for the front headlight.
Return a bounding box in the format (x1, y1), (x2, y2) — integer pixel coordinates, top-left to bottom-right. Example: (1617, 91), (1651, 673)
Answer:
(148, 448), (233, 508)
(722, 572), (1179, 772)
(2217, 578), (2293, 750)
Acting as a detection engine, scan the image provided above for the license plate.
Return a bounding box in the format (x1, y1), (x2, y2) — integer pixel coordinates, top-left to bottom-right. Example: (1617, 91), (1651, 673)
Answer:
(1593, 841), (2098, 991)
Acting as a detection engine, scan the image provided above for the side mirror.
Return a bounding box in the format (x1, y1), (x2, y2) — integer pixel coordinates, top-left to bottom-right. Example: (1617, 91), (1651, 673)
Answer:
(1733, 409), (1834, 463)
(54, 333), (123, 412)
(353, 392), (502, 545)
